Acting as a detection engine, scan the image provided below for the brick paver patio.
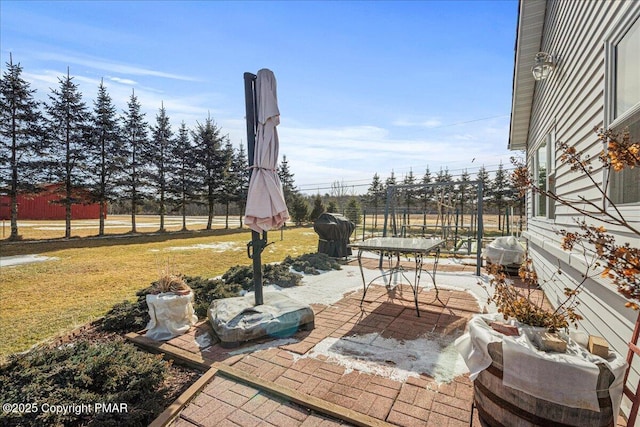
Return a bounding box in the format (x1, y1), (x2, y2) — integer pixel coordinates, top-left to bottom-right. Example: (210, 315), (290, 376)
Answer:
(129, 259), (626, 426)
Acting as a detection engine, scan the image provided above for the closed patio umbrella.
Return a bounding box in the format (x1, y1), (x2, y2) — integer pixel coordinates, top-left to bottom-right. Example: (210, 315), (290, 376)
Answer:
(244, 69), (289, 233)
(244, 69), (289, 305)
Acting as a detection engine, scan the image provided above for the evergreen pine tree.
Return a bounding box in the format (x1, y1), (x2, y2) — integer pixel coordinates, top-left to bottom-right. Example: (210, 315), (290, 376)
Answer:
(0, 54), (45, 240)
(345, 197), (362, 225)
(476, 165), (491, 202)
(434, 168), (454, 232)
(219, 139), (236, 229)
(121, 89), (148, 233)
(492, 161), (507, 231)
(290, 193), (308, 225)
(88, 79), (124, 236)
(385, 171), (398, 226)
(234, 143), (250, 228)
(145, 103), (174, 232)
(385, 170), (397, 189)
(171, 122), (198, 231)
(192, 115), (225, 229)
(309, 194), (325, 221)
(278, 155), (297, 208)
(420, 167), (432, 227)
(402, 169), (416, 225)
(45, 68), (91, 238)
(366, 173), (384, 228)
(458, 169), (471, 228)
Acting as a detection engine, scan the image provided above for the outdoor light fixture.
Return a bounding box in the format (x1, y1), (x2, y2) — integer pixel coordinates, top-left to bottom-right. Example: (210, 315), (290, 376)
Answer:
(532, 52), (555, 81)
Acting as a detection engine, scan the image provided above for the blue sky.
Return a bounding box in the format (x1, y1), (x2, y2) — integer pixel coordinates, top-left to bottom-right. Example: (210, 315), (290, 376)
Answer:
(1, 0), (519, 194)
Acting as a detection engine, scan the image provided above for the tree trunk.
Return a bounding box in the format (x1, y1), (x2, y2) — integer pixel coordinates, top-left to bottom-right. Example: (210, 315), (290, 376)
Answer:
(207, 197), (214, 230)
(159, 190), (165, 232)
(10, 165), (19, 240)
(99, 200), (106, 236)
(131, 186), (138, 233)
(181, 194), (187, 231)
(225, 202), (229, 229)
(65, 185), (72, 239)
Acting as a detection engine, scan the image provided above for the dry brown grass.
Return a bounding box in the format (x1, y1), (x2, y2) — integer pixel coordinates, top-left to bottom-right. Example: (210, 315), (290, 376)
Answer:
(0, 221), (318, 359)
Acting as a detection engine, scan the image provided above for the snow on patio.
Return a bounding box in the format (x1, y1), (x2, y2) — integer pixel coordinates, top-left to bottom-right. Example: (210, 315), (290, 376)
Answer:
(233, 257), (492, 384)
(146, 254), (492, 426)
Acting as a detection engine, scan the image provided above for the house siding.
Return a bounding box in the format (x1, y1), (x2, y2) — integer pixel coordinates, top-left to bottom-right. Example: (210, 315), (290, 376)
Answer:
(521, 0), (640, 416)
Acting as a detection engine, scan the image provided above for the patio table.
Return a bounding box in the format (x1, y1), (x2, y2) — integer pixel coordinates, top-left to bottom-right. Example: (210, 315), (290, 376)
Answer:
(349, 237), (445, 316)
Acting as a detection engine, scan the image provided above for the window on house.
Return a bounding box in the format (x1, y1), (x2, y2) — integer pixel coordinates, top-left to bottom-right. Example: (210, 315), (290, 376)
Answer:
(609, 16), (640, 204)
(533, 133), (556, 219)
(535, 141), (547, 217)
(546, 133), (556, 219)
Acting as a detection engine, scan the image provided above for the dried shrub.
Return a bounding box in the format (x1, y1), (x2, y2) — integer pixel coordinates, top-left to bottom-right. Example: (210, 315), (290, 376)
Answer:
(486, 261), (582, 333)
(499, 127), (640, 331)
(151, 274), (192, 295)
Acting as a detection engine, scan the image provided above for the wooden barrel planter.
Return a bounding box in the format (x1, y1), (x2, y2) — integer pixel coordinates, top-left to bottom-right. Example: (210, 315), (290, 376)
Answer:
(474, 342), (616, 427)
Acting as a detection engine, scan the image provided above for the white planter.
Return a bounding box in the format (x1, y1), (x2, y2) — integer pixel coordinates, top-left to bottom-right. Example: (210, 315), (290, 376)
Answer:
(145, 291), (198, 341)
(456, 314), (627, 426)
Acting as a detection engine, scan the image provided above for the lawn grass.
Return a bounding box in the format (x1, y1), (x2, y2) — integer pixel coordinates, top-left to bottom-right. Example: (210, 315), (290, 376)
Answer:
(0, 225), (319, 360)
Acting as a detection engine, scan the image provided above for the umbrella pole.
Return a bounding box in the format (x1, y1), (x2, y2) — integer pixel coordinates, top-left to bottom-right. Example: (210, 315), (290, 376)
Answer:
(244, 72), (264, 306)
(250, 230), (265, 305)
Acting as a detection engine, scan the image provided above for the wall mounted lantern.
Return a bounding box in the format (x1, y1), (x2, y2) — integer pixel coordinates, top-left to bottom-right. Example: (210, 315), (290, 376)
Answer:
(532, 52), (555, 81)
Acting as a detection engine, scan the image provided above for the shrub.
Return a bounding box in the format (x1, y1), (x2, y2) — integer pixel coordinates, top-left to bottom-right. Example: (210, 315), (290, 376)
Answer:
(100, 286), (154, 333)
(282, 253), (341, 275)
(100, 278), (242, 332)
(100, 253), (332, 332)
(187, 277), (241, 318)
(100, 300), (149, 333)
(222, 263), (302, 290)
(0, 341), (170, 426)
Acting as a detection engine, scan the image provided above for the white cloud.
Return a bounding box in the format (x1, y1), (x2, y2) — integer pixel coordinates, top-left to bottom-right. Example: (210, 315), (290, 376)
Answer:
(392, 118), (443, 128)
(34, 52), (199, 82)
(274, 118), (513, 192)
(109, 76), (137, 85)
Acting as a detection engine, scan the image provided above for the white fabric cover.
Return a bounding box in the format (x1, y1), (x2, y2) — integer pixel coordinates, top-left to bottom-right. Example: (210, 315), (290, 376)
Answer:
(244, 69), (290, 233)
(455, 313), (627, 413)
(483, 236), (525, 265)
(145, 292), (198, 341)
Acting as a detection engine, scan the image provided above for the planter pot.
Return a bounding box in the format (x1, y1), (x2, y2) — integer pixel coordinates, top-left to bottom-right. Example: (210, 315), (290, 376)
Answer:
(456, 314), (626, 427)
(145, 291), (198, 341)
(475, 341), (615, 427)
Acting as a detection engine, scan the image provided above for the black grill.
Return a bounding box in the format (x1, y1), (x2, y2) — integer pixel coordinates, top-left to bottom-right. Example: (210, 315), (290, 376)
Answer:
(313, 213), (355, 258)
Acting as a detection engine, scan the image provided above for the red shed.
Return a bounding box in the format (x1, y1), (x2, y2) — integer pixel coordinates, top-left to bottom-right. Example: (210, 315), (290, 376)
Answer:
(0, 183), (106, 220)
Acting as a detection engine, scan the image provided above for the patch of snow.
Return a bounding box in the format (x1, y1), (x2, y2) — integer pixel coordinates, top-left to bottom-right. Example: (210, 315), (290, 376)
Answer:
(241, 266), (364, 307)
(0, 254), (58, 267)
(195, 333), (214, 348)
(241, 263), (491, 312)
(294, 332), (469, 384)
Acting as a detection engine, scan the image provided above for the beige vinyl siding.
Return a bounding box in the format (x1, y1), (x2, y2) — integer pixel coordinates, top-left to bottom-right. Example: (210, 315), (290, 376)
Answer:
(521, 0), (640, 416)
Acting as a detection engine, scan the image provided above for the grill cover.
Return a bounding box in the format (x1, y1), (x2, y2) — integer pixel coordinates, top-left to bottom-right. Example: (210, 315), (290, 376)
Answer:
(313, 213), (355, 257)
